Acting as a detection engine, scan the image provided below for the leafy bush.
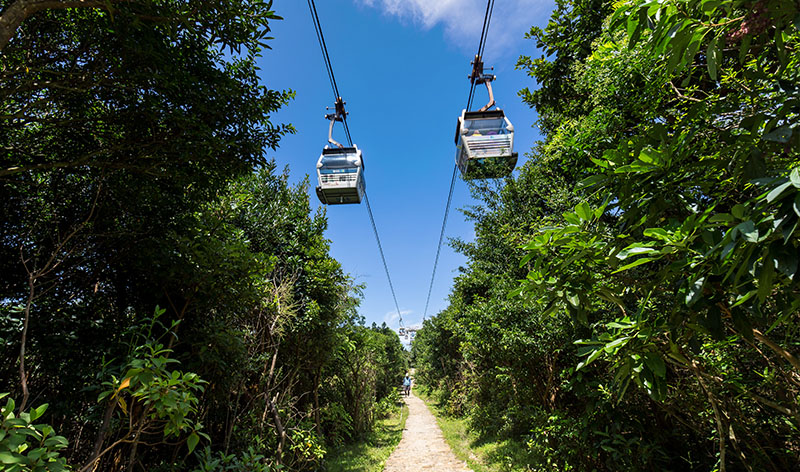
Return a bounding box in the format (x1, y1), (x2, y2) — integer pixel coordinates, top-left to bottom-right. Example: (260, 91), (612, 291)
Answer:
(375, 388), (401, 419)
(415, 0), (800, 470)
(192, 447), (280, 472)
(0, 394), (70, 472)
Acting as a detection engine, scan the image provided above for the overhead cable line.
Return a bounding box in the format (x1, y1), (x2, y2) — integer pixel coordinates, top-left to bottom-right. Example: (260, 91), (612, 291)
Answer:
(466, 0), (495, 112)
(364, 194), (404, 327)
(422, 0), (496, 321)
(422, 165), (458, 319)
(306, 0), (402, 325)
(306, 0), (353, 145)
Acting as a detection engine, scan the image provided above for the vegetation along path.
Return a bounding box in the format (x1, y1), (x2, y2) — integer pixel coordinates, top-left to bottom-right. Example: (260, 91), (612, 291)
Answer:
(383, 392), (472, 472)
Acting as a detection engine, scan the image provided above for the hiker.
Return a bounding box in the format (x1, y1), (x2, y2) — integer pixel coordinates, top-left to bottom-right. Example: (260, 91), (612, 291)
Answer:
(403, 373), (411, 396)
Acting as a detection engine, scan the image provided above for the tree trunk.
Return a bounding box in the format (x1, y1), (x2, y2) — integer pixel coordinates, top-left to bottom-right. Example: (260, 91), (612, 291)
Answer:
(18, 274), (34, 411)
(89, 399), (117, 466)
(269, 398), (286, 465)
(313, 367), (321, 434)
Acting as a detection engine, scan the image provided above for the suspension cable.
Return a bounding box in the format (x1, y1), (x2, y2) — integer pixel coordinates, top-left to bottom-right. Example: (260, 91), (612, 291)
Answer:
(422, 165), (458, 319)
(307, 0), (401, 326)
(422, 0), (496, 321)
(307, 0), (353, 146)
(364, 193), (404, 327)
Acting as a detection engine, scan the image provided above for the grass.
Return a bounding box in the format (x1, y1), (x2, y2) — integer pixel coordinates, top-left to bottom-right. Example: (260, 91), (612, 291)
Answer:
(415, 388), (533, 472)
(325, 401), (409, 472)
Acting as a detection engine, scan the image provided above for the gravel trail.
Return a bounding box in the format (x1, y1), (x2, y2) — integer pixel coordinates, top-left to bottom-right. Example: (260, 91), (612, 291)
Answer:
(382, 392), (473, 472)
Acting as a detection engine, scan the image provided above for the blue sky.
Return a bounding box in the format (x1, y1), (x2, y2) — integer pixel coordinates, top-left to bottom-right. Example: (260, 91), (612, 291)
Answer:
(259, 0), (554, 333)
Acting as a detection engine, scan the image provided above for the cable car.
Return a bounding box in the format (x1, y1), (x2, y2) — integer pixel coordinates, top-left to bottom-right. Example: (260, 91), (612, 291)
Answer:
(316, 146), (365, 205)
(454, 57), (517, 179)
(399, 327), (406, 336)
(315, 98), (365, 205)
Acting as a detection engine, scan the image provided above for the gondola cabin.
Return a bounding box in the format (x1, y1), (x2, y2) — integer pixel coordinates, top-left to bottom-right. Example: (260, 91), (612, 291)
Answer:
(315, 145), (365, 205)
(454, 109), (517, 179)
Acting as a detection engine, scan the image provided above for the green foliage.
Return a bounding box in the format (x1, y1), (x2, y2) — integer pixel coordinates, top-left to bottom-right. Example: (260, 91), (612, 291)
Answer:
(287, 425), (326, 469)
(0, 394), (70, 472)
(375, 389), (402, 420)
(322, 322), (407, 442)
(325, 400), (407, 472)
(417, 0), (800, 470)
(0, 3), (409, 470)
(192, 447), (281, 472)
(98, 309), (207, 454)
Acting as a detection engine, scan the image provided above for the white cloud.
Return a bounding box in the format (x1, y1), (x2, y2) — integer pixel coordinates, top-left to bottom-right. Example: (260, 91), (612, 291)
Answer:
(383, 309), (413, 326)
(356, 0), (550, 56)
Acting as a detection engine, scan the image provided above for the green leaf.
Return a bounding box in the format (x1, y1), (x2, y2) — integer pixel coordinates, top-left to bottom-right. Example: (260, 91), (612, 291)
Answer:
(607, 320), (635, 329)
(577, 348), (603, 370)
(791, 168), (800, 188)
(709, 213), (734, 223)
(775, 29), (787, 67)
(733, 220), (758, 242)
(615, 161), (657, 173)
(603, 149), (624, 165)
(666, 28), (692, 74)
(706, 37), (719, 80)
(617, 244), (658, 260)
(763, 126), (792, 143)
(0, 452), (22, 464)
(766, 181), (793, 203)
(683, 35), (702, 67)
(30, 404), (48, 422)
(731, 204), (746, 219)
(563, 212), (581, 225)
(187, 432), (200, 452)
(758, 257), (775, 303)
(637, 148), (664, 165)
(612, 257), (657, 273)
(644, 352), (666, 378)
(701, 306), (725, 340)
(626, 9), (640, 39)
(731, 289), (757, 308)
(577, 174), (606, 189)
(566, 293), (580, 308)
(575, 202), (593, 222)
(590, 157), (609, 169)
(776, 248), (798, 279)
(604, 336), (631, 353)
(701, 0), (720, 12)
(738, 33), (752, 64)
(686, 277), (705, 307)
(643, 227), (670, 240)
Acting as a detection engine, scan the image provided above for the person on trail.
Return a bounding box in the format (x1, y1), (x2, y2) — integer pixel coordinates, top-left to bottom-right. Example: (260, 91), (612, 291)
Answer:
(403, 373), (411, 396)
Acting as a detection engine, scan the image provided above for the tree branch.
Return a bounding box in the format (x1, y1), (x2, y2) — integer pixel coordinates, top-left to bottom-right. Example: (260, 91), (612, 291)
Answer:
(0, 0), (129, 52)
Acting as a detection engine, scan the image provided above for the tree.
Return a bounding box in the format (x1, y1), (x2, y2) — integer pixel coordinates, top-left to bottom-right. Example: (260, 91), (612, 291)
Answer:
(517, 0), (800, 469)
(416, 0), (800, 470)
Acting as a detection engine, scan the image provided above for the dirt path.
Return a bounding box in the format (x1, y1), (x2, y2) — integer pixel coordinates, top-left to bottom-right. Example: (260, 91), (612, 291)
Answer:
(382, 392), (473, 472)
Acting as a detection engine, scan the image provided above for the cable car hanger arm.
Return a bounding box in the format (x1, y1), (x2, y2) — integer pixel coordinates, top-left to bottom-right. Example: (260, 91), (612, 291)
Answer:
(325, 97), (347, 148)
(469, 55), (496, 112)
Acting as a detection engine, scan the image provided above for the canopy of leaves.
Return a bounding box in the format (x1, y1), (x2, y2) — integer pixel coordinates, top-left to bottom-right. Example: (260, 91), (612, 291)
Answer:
(415, 0), (800, 470)
(0, 3), (407, 471)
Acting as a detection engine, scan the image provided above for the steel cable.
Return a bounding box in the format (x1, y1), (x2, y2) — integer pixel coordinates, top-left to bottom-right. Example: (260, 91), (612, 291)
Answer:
(307, 0), (353, 146)
(364, 193), (404, 327)
(422, 0), (495, 321)
(307, 0), (401, 325)
(422, 165), (458, 319)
